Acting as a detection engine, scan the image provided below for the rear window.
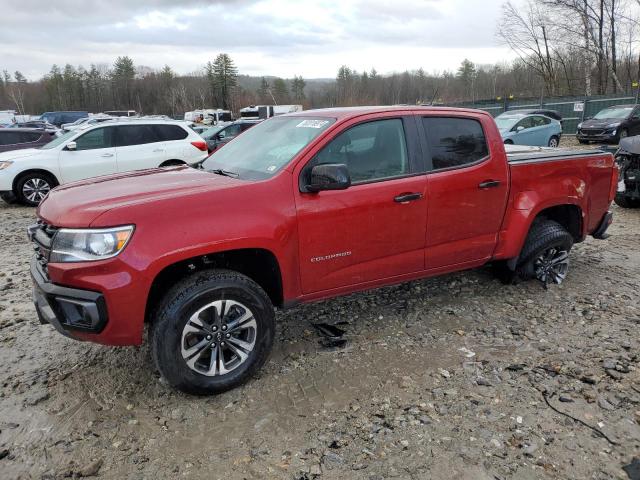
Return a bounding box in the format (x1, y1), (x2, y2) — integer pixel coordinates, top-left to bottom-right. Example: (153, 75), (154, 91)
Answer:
(153, 124), (188, 141)
(422, 117), (489, 170)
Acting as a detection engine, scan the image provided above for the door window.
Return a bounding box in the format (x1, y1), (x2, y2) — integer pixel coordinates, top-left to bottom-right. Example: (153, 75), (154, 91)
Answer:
(531, 116), (549, 127)
(116, 125), (160, 147)
(20, 132), (42, 143)
(0, 132), (22, 145)
(310, 118), (409, 183)
(74, 127), (114, 150)
(422, 117), (488, 170)
(514, 116), (534, 130)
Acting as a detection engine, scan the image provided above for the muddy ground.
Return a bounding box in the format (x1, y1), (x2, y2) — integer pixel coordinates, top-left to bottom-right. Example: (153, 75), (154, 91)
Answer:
(1, 140), (640, 479)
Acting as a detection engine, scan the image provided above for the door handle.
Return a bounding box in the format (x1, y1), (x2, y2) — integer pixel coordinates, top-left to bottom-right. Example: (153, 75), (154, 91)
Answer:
(394, 192), (423, 203)
(100, 153), (114, 157)
(152, 149), (165, 153)
(478, 180), (501, 189)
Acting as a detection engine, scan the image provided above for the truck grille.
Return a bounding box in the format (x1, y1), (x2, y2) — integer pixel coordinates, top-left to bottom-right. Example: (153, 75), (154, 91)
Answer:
(27, 220), (58, 279)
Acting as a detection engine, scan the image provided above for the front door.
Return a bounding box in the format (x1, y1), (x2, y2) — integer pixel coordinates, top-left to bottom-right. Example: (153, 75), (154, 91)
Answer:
(58, 126), (117, 183)
(420, 115), (509, 269)
(295, 117), (428, 294)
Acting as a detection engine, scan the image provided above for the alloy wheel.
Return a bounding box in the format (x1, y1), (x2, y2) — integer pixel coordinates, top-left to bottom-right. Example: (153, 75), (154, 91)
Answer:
(22, 178), (51, 203)
(534, 247), (569, 285)
(180, 299), (257, 376)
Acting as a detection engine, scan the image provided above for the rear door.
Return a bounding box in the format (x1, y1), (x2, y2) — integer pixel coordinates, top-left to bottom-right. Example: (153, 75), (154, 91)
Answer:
(114, 124), (167, 171)
(57, 126), (117, 182)
(295, 115), (428, 293)
(419, 115), (509, 270)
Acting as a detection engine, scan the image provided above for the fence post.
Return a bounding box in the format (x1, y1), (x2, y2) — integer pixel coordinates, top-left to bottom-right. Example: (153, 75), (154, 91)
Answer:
(581, 96), (588, 123)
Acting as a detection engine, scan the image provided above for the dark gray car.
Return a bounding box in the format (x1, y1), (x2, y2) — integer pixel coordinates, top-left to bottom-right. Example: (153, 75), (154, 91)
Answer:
(0, 128), (54, 152)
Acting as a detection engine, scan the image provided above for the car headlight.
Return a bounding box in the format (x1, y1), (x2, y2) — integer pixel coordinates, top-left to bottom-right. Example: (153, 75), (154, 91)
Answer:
(0, 161), (13, 170)
(607, 122), (621, 129)
(50, 226), (134, 262)
(577, 123), (582, 130)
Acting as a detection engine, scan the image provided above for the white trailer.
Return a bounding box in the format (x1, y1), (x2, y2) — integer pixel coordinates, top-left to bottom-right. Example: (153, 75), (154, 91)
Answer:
(239, 105), (303, 120)
(184, 109), (232, 125)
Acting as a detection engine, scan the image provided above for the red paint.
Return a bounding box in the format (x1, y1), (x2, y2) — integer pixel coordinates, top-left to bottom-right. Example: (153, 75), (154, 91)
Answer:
(36, 106), (616, 346)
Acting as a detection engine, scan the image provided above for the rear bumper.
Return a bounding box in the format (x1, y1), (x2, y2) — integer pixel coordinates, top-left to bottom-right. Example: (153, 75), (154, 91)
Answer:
(31, 256), (108, 336)
(592, 211), (613, 240)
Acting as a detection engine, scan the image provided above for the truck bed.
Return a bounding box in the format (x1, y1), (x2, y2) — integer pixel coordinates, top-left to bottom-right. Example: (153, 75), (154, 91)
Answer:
(505, 144), (605, 163)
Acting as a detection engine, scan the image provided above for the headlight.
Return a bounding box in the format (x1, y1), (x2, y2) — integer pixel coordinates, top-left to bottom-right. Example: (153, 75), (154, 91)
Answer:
(577, 123), (582, 130)
(608, 122), (621, 128)
(50, 226), (134, 263)
(0, 161), (13, 170)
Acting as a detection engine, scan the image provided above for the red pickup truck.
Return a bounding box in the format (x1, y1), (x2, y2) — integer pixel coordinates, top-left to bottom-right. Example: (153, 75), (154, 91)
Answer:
(29, 107), (617, 394)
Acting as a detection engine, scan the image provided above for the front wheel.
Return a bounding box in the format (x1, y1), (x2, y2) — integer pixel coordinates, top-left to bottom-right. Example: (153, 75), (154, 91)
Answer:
(548, 136), (559, 148)
(150, 269), (275, 395)
(617, 129), (629, 143)
(515, 219), (574, 286)
(15, 172), (57, 206)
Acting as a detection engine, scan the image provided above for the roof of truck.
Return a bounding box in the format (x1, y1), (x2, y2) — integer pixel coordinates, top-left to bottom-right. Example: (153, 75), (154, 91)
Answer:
(285, 105), (490, 120)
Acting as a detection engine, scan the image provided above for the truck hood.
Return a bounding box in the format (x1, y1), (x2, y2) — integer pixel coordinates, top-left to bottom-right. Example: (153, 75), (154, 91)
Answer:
(0, 148), (44, 161)
(38, 166), (241, 227)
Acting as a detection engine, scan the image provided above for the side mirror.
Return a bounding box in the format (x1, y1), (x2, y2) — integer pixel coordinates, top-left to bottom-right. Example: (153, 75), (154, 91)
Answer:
(305, 164), (351, 192)
(66, 141), (77, 151)
(516, 125), (525, 132)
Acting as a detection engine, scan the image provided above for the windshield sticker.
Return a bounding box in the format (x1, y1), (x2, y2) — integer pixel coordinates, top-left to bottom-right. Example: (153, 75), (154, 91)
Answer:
(296, 120), (329, 129)
(266, 165), (277, 172)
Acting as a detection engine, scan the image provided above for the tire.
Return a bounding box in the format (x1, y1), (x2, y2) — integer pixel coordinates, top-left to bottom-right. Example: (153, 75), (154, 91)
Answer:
(617, 129), (629, 143)
(150, 269), (275, 395)
(578, 139), (589, 144)
(614, 193), (640, 208)
(504, 140), (514, 145)
(515, 219), (574, 285)
(0, 192), (18, 204)
(548, 136), (560, 148)
(15, 172), (57, 206)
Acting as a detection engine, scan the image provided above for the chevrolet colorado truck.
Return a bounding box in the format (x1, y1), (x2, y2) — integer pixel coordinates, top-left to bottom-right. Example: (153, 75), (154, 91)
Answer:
(28, 107), (617, 395)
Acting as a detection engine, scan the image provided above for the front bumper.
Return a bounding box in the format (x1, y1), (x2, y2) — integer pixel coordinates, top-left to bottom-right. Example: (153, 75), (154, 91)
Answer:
(31, 256), (108, 336)
(576, 130), (617, 142)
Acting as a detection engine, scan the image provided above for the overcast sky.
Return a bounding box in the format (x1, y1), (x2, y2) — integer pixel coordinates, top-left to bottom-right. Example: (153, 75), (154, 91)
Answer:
(0, 0), (517, 80)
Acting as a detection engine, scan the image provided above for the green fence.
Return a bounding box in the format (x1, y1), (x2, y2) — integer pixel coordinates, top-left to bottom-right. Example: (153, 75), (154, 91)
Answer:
(451, 93), (638, 134)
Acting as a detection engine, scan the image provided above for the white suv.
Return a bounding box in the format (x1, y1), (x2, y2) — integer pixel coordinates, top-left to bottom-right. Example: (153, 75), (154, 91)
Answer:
(0, 120), (208, 206)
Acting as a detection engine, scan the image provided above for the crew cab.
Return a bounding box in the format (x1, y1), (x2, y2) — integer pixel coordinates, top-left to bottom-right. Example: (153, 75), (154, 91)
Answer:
(28, 107), (617, 395)
(0, 120), (208, 206)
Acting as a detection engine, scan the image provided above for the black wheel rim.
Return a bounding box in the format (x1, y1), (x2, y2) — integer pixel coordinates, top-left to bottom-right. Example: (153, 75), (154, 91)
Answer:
(534, 247), (569, 285)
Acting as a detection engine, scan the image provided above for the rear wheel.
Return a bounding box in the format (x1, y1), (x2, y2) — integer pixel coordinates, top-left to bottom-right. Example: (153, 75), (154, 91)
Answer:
(515, 219), (573, 286)
(0, 192), (17, 204)
(548, 136), (559, 148)
(150, 269), (275, 395)
(614, 194), (640, 208)
(15, 172), (57, 206)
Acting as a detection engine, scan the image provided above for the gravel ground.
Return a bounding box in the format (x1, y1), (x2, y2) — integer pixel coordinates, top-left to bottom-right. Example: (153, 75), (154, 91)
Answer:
(1, 141), (639, 479)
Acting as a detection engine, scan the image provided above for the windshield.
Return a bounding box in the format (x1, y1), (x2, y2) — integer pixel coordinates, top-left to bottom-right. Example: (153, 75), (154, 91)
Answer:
(593, 107), (633, 120)
(39, 129), (77, 149)
(202, 116), (335, 180)
(200, 126), (224, 140)
(495, 115), (524, 130)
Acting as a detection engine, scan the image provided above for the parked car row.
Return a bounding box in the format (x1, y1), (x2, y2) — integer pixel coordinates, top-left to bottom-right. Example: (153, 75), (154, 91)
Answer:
(0, 119), (208, 206)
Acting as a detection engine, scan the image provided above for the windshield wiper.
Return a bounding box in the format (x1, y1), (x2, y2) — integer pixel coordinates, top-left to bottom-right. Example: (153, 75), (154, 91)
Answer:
(210, 168), (240, 178)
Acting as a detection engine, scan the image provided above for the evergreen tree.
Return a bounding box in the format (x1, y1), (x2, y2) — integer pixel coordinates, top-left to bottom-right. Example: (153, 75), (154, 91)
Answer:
(272, 77), (289, 104)
(112, 56), (135, 108)
(290, 75), (306, 102)
(206, 53), (237, 109)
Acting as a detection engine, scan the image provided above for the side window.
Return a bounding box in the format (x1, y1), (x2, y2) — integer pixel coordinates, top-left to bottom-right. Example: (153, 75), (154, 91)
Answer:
(531, 116), (547, 127)
(514, 116), (534, 130)
(219, 125), (242, 139)
(74, 127), (113, 150)
(311, 118), (409, 183)
(2, 132), (25, 145)
(20, 132), (42, 143)
(116, 125), (160, 147)
(422, 117), (488, 170)
(153, 125), (188, 141)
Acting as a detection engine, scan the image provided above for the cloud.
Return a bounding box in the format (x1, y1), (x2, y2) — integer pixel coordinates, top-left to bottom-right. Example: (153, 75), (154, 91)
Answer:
(0, 0), (515, 79)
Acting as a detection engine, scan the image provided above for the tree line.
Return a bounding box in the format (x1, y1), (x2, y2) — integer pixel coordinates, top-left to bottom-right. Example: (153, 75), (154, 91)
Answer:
(1, 0), (640, 116)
